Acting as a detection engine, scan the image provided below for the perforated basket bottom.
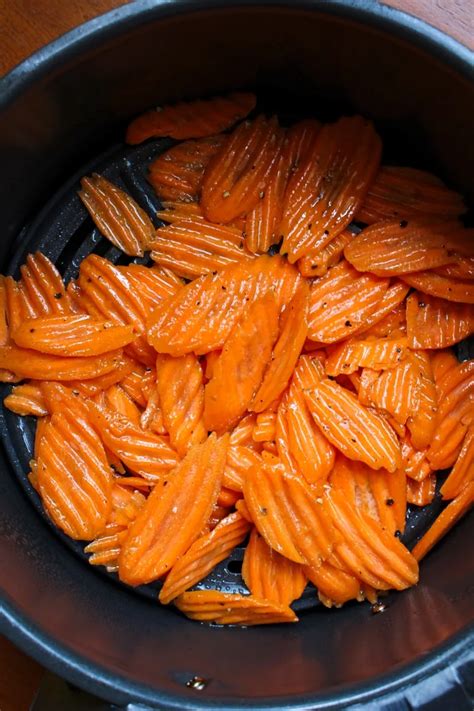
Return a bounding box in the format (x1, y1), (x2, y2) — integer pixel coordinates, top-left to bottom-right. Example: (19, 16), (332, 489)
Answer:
(0, 135), (468, 613)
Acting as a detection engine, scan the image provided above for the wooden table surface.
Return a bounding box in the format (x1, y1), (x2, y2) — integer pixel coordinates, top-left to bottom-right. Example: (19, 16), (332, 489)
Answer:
(0, 0), (472, 708)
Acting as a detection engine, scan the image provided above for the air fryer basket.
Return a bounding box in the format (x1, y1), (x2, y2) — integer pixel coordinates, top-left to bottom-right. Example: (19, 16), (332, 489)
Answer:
(0, 2), (473, 709)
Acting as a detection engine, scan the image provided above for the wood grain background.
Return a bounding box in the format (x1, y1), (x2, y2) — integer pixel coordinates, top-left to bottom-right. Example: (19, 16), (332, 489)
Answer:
(0, 0), (472, 708)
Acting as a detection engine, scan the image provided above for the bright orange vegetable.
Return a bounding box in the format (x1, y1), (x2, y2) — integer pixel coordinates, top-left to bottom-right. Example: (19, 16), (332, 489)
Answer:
(151, 216), (253, 279)
(279, 116), (381, 263)
(204, 293), (279, 432)
(119, 433), (228, 585)
(36, 402), (112, 540)
(149, 135), (226, 202)
(156, 353), (207, 456)
(250, 279), (309, 412)
(356, 166), (466, 224)
(201, 115), (283, 223)
(147, 254), (301, 356)
(412, 482), (474, 561)
(325, 336), (408, 376)
(79, 174), (155, 256)
(304, 378), (402, 471)
(174, 590), (297, 625)
(159, 512), (251, 604)
(126, 92), (256, 143)
(12, 315), (135, 356)
(345, 219), (473, 276)
(406, 291), (474, 349)
(307, 260), (390, 343)
(440, 428), (474, 500)
(242, 528), (308, 606)
(244, 463), (339, 567)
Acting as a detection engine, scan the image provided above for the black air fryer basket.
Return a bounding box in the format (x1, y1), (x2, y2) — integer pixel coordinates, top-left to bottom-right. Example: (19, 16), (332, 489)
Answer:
(0, 2), (473, 709)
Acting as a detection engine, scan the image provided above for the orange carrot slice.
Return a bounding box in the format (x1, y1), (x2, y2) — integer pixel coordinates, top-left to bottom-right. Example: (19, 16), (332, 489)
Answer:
(201, 115), (283, 223)
(159, 512), (251, 604)
(36, 403), (112, 540)
(76, 254), (156, 365)
(279, 116), (381, 263)
(363, 361), (418, 426)
(4, 382), (47, 417)
(305, 378), (402, 471)
(356, 166), (466, 224)
(440, 428), (474, 500)
(12, 315), (135, 357)
(345, 219), (473, 276)
(119, 433), (228, 585)
(428, 361), (474, 470)
(104, 384), (142, 428)
(305, 561), (362, 607)
(406, 474), (436, 506)
(405, 350), (438, 450)
(400, 271), (474, 304)
(330, 456), (405, 536)
(244, 463), (339, 566)
(174, 590), (297, 625)
(85, 524), (129, 570)
(116, 263), (182, 317)
(298, 229), (355, 278)
(412, 482), (474, 561)
(126, 92), (256, 144)
(79, 175), (155, 256)
(223, 445), (263, 492)
(0, 344), (126, 382)
(434, 257), (474, 281)
(348, 281), (410, 339)
(148, 135), (226, 202)
(63, 355), (135, 398)
(156, 353), (207, 456)
(279, 381), (335, 485)
(204, 293), (279, 432)
(250, 280), (309, 412)
(307, 260), (390, 343)
(242, 528), (308, 606)
(147, 254), (301, 357)
(119, 362), (153, 407)
(326, 489), (418, 590)
(325, 336), (408, 376)
(406, 291), (474, 348)
(252, 411), (276, 443)
(20, 253), (73, 316)
(399, 435), (432, 482)
(151, 216), (253, 279)
(87, 402), (179, 480)
(244, 121), (320, 254)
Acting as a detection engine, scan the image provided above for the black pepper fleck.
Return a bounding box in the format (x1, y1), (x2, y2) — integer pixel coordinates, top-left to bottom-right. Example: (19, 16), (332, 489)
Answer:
(385, 498), (394, 507)
(399, 220), (408, 228)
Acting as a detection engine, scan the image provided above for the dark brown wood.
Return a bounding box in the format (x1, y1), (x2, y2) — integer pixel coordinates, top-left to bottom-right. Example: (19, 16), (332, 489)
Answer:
(0, 0), (471, 706)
